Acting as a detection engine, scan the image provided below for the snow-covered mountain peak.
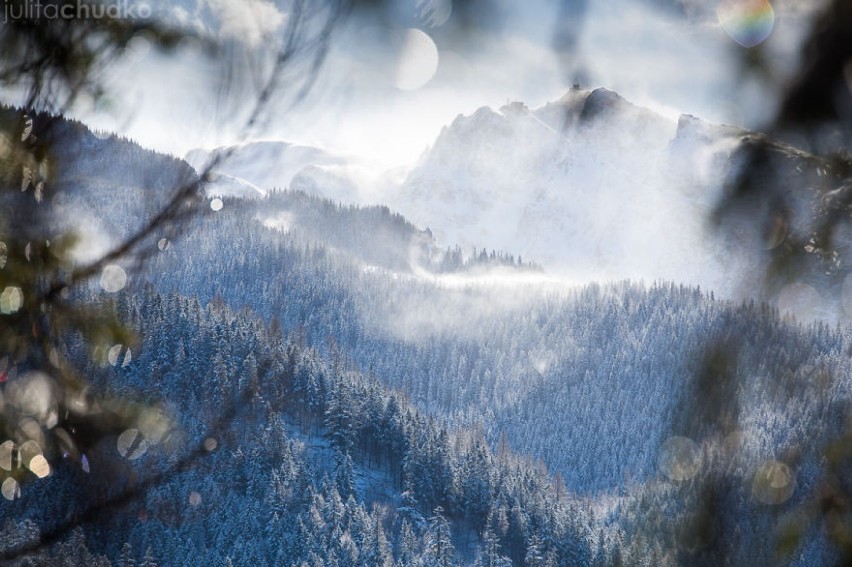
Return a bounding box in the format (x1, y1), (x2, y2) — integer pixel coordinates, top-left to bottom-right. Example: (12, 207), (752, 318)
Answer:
(673, 113), (746, 146)
(185, 140), (349, 195)
(389, 90), (791, 295)
(578, 87), (625, 120)
(424, 105), (527, 159)
(178, 89), (838, 302)
(532, 87), (589, 130)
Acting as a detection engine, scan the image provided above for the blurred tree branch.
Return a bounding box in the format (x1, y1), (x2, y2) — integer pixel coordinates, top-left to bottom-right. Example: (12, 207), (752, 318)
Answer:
(0, 0), (350, 555)
(672, 0), (852, 563)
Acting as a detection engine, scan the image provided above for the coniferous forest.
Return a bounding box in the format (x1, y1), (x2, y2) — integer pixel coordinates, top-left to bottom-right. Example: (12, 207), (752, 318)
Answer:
(1, 108), (850, 565)
(2, 2), (852, 565)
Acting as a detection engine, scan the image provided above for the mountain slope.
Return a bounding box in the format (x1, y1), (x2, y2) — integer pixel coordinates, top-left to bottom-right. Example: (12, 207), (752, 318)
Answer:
(186, 141), (350, 194)
(396, 88), (845, 300)
(3, 105), (849, 566)
(189, 88), (847, 305)
(0, 287), (591, 566)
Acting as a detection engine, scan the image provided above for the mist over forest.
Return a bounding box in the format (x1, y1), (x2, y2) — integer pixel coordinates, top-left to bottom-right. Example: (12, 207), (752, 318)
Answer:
(0, 1), (850, 566)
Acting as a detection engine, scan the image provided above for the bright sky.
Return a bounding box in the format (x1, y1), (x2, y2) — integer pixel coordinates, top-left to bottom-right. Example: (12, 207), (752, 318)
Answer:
(67, 0), (820, 168)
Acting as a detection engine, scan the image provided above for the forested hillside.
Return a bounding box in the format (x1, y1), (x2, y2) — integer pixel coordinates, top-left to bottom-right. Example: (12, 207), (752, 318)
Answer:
(144, 193), (849, 490)
(1, 288), (590, 566)
(138, 190), (849, 565)
(1, 108), (849, 566)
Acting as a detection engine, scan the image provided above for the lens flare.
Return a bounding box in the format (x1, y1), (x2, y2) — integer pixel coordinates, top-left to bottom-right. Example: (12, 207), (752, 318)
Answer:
(108, 344), (124, 366)
(8, 372), (55, 423)
(19, 440), (42, 469)
(107, 344), (132, 368)
(658, 436), (701, 481)
(1, 477), (20, 500)
(752, 460), (796, 504)
(100, 264), (127, 293)
(28, 454), (50, 478)
(394, 28), (439, 90)
(717, 0), (775, 48)
(0, 286), (23, 314)
(138, 408), (169, 445)
(117, 428), (148, 460)
(0, 441), (15, 471)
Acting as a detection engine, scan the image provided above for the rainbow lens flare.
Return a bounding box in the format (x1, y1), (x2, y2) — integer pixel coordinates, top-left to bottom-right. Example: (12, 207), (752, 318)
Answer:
(717, 0), (775, 48)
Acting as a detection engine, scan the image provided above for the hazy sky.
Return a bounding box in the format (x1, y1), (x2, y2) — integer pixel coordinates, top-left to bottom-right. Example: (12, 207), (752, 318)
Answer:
(69, 0), (820, 167)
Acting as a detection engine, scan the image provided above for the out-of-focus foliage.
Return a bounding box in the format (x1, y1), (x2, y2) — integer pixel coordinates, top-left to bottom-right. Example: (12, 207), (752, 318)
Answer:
(0, 0), (192, 111)
(1, 284), (591, 565)
(0, 0), (348, 542)
(680, 0), (852, 563)
(0, 103), (200, 512)
(1, 1), (851, 565)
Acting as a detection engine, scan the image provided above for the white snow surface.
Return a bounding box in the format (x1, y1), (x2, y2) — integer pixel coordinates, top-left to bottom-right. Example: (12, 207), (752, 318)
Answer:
(186, 140), (350, 194)
(190, 89), (770, 297)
